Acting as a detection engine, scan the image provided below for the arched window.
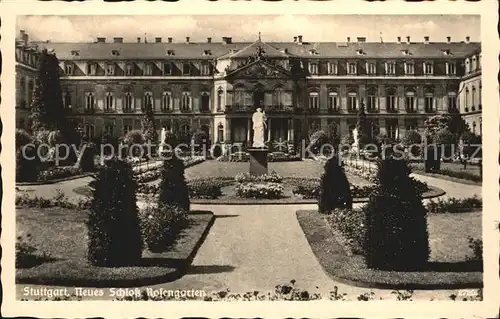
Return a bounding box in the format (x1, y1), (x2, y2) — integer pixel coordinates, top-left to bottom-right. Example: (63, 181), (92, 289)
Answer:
(447, 92), (457, 111)
(217, 123), (224, 143)
(328, 91), (339, 110)
(181, 92), (191, 111)
(200, 91), (210, 112)
(105, 92), (114, 111)
(405, 89), (416, 112)
(465, 59), (470, 74)
(471, 56), (477, 71)
(84, 124), (95, 140)
(465, 88), (470, 109)
(386, 87), (397, 112)
(472, 121), (476, 135)
(308, 91), (319, 109)
(143, 91), (153, 111)
(64, 91), (72, 109)
(124, 92), (134, 112)
(366, 87), (377, 111)
(347, 91), (357, 111)
(217, 89), (223, 111)
(85, 92), (95, 111)
(161, 91), (172, 112)
(471, 86), (476, 109)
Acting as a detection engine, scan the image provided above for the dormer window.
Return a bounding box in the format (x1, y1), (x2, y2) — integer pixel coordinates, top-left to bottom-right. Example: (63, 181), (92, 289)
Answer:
(401, 49), (410, 56)
(167, 50), (175, 56)
(308, 62), (319, 75)
(111, 50), (120, 56)
(385, 61), (396, 75)
(201, 63), (211, 76)
(106, 63), (115, 76)
(87, 62), (97, 76)
(347, 62), (357, 75)
(309, 49), (318, 55)
(446, 62), (456, 75)
(366, 62), (377, 75)
(203, 50), (212, 56)
(404, 61), (414, 75)
(71, 50), (80, 56)
(163, 62), (172, 75)
(356, 49), (365, 55)
(144, 63), (153, 76)
(442, 49), (451, 56)
(125, 63), (134, 76)
(64, 63), (73, 75)
(423, 62), (434, 75)
(327, 62), (338, 75)
(182, 62), (191, 75)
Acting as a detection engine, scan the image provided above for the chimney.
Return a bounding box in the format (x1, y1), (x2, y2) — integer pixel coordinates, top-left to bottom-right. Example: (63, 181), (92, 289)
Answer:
(347, 37), (351, 43)
(424, 36), (430, 44)
(20, 30), (29, 44)
(155, 37), (162, 43)
(293, 36), (297, 43)
(357, 37), (366, 43)
(397, 36), (401, 44)
(113, 37), (123, 43)
(207, 37), (212, 43)
(447, 36), (451, 43)
(97, 37), (106, 43)
(186, 37), (190, 44)
(168, 37), (173, 43)
(297, 35), (303, 44)
(465, 36), (470, 43)
(222, 37), (232, 44)
(406, 36), (411, 44)
(137, 37), (141, 43)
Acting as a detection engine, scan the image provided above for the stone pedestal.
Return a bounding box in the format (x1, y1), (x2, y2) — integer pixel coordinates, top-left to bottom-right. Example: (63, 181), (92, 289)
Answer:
(248, 148), (269, 176)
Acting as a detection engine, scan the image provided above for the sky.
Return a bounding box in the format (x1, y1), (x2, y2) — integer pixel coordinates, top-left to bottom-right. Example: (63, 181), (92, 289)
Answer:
(17, 15), (480, 43)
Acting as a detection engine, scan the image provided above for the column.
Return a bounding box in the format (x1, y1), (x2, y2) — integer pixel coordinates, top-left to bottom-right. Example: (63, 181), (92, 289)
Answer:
(339, 118), (348, 137)
(379, 118), (387, 135)
(267, 118), (272, 142)
(398, 116), (405, 140)
(247, 118), (252, 142)
(320, 84), (328, 111)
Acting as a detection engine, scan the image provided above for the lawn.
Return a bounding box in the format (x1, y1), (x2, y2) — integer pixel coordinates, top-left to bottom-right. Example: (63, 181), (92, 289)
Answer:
(297, 210), (482, 289)
(16, 207), (214, 287)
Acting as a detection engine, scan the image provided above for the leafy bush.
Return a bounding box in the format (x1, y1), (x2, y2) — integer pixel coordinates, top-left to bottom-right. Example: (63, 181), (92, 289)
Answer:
(187, 178), (224, 199)
(235, 171), (283, 183)
(364, 158), (429, 270)
(437, 168), (482, 182)
(139, 203), (188, 253)
(136, 169), (162, 184)
(318, 156), (353, 214)
(16, 234), (37, 268)
(158, 157), (190, 212)
(426, 196), (482, 214)
(326, 208), (365, 255)
(235, 182), (284, 199)
(291, 178), (320, 199)
(79, 143), (98, 172)
(308, 130), (329, 154)
(191, 129), (208, 149)
(466, 237), (483, 263)
(16, 129), (34, 150)
(16, 145), (41, 182)
(37, 166), (82, 182)
(87, 158), (143, 266)
(268, 152), (301, 162)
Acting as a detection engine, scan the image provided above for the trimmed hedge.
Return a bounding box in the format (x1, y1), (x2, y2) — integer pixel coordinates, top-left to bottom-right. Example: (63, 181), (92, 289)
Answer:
(426, 196), (482, 214)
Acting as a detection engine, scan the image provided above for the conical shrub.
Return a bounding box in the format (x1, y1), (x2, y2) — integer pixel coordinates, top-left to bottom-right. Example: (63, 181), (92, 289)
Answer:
(87, 158), (143, 266)
(318, 155), (353, 214)
(158, 157), (190, 212)
(364, 157), (429, 270)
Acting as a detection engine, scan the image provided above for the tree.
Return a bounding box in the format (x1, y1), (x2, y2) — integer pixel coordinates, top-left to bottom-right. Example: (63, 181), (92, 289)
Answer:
(318, 156), (353, 214)
(87, 158), (143, 266)
(364, 157), (429, 270)
(158, 157), (190, 212)
(355, 100), (370, 147)
(309, 130), (329, 155)
(124, 129), (145, 157)
(402, 130), (423, 157)
(141, 101), (158, 145)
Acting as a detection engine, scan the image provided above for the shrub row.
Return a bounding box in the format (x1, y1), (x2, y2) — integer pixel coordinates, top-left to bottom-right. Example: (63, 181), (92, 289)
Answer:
(15, 191), (91, 210)
(187, 177), (227, 199)
(218, 152), (301, 162)
(426, 196), (482, 214)
(235, 182), (284, 199)
(37, 166), (83, 182)
(235, 171), (283, 184)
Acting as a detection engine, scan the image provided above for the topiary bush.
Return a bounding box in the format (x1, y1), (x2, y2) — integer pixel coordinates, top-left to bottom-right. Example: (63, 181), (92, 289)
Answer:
(16, 145), (41, 182)
(86, 158), (143, 267)
(364, 157), (429, 271)
(158, 157), (190, 212)
(139, 203), (189, 253)
(309, 130), (329, 155)
(318, 156), (353, 214)
(79, 142), (98, 172)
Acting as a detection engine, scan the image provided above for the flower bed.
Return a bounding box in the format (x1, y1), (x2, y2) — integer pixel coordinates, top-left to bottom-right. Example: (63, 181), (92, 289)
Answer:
(289, 178), (320, 199)
(343, 163), (377, 183)
(235, 182), (284, 199)
(268, 152), (302, 162)
(235, 171), (283, 183)
(37, 167), (83, 182)
(426, 196), (482, 214)
(187, 177), (230, 199)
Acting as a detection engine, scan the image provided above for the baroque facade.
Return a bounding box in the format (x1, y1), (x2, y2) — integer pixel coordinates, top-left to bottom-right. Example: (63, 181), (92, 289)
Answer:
(15, 31), (482, 145)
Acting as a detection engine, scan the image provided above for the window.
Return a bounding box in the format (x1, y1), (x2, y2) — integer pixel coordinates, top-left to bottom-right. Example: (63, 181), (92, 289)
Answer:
(125, 64), (134, 76)
(180, 123), (191, 137)
(327, 62), (338, 75)
(203, 50), (212, 56)
(84, 124), (95, 140)
(104, 124), (114, 137)
(471, 56), (477, 71)
(386, 88), (397, 111)
(404, 62), (414, 75)
(366, 62), (377, 75)
(124, 92), (134, 112)
(144, 63), (153, 76)
(181, 92), (191, 111)
(182, 63), (191, 75)
(385, 62), (396, 75)
(161, 92), (172, 111)
(105, 92), (114, 111)
(217, 89), (223, 111)
(308, 62), (318, 75)
(201, 91), (210, 111)
(87, 63), (97, 75)
(446, 62), (456, 75)
(143, 92), (153, 111)
(85, 92), (95, 111)
(64, 92), (72, 109)
(28, 80), (34, 103)
(163, 63), (172, 75)
(123, 124), (133, 136)
(424, 62), (433, 75)
(405, 91), (415, 112)
(64, 64), (73, 75)
(309, 92), (319, 109)
(106, 63), (115, 76)
(348, 92), (357, 111)
(217, 124), (224, 143)
(425, 93), (435, 112)
(465, 88), (470, 109)
(328, 92), (339, 110)
(201, 63), (211, 75)
(472, 121), (476, 135)
(366, 88), (377, 111)
(472, 86), (476, 107)
(387, 121), (398, 140)
(448, 93), (457, 110)
(347, 62), (357, 75)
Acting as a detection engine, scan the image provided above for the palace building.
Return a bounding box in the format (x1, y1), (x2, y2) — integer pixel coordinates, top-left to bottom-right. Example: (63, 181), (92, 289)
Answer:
(15, 31), (482, 145)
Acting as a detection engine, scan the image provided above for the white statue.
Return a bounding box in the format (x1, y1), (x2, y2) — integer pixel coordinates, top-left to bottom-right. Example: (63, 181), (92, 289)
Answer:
(252, 108), (267, 148)
(159, 127), (166, 153)
(351, 127), (359, 152)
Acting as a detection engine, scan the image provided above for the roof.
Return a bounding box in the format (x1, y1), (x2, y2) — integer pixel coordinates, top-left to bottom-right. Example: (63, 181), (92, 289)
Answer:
(34, 39), (481, 61)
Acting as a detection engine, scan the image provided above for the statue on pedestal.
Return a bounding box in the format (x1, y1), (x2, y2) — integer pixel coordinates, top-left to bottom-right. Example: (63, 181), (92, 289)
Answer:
(252, 108), (267, 148)
(351, 127), (360, 152)
(159, 127), (166, 154)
